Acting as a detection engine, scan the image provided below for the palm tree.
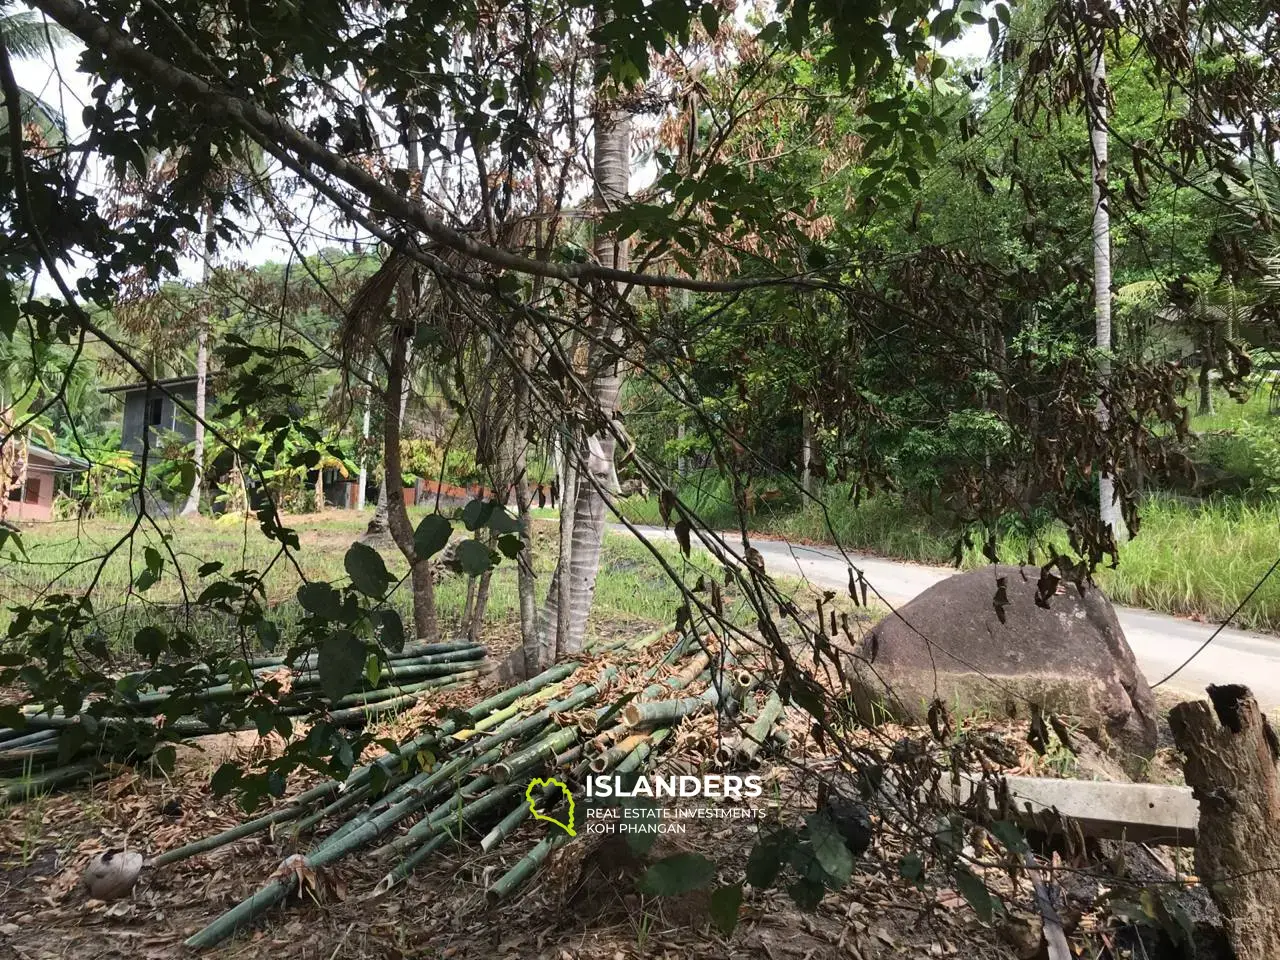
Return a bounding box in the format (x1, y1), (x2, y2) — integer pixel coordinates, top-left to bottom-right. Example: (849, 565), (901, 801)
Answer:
(528, 39), (634, 670)
(0, 6), (70, 140)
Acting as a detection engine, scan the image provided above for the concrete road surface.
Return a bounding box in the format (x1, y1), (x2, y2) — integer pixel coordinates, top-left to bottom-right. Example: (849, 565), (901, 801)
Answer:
(618, 524), (1280, 710)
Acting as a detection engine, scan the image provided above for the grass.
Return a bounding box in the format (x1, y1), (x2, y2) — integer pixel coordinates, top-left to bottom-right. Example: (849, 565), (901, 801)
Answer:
(618, 479), (1280, 633)
(0, 509), (709, 654)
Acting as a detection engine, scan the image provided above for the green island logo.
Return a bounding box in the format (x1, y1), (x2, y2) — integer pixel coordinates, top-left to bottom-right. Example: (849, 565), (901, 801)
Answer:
(525, 777), (576, 836)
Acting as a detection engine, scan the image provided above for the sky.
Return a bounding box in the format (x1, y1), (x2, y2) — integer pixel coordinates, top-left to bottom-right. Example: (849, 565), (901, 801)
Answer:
(11, 13), (995, 288)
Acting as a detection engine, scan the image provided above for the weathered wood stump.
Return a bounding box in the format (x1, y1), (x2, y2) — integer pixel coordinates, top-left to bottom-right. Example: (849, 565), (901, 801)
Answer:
(1169, 684), (1280, 959)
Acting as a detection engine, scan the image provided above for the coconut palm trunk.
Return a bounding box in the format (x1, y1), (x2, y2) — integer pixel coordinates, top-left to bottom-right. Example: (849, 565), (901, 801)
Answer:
(1089, 38), (1123, 540)
(537, 82), (632, 662)
(180, 207), (215, 516)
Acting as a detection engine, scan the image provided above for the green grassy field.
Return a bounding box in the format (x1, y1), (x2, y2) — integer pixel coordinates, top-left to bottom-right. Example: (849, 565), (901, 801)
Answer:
(617, 385), (1280, 632)
(0, 510), (721, 654)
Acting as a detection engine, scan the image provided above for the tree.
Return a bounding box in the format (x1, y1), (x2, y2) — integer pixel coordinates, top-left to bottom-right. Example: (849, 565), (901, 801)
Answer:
(534, 49), (635, 666)
(0, 5), (68, 139)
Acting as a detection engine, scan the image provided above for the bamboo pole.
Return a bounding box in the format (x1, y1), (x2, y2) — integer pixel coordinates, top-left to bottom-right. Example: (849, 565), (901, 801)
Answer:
(151, 779), (343, 866)
(736, 692), (783, 766)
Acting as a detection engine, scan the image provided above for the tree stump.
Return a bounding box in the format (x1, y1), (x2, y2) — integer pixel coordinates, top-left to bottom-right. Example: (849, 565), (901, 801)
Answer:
(1169, 684), (1280, 959)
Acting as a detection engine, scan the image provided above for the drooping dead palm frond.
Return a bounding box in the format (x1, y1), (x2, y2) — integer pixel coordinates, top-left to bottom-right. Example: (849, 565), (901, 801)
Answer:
(337, 247), (412, 381)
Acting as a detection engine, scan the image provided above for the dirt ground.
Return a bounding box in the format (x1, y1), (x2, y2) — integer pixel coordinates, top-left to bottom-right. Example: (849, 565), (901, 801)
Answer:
(0, 620), (1215, 960)
(0, 733), (1025, 960)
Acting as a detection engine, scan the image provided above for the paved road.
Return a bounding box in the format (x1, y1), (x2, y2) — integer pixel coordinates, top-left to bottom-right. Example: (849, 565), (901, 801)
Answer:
(620, 524), (1280, 709)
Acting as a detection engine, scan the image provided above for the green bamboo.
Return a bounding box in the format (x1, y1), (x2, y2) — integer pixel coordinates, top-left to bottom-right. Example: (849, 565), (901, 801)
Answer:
(373, 724), (567, 859)
(181, 648), (648, 948)
(491, 726), (578, 784)
(375, 783), (524, 892)
(286, 782), (373, 838)
(151, 779), (343, 866)
(325, 675), (473, 725)
(480, 798), (533, 851)
(0, 729), (57, 751)
(2, 760), (100, 803)
(486, 832), (570, 902)
(736, 692), (784, 765)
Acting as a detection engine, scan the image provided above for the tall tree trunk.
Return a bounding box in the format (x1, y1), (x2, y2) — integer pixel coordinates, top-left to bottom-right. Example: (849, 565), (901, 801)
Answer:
(180, 207), (215, 517)
(800, 405), (815, 497)
(382, 321), (438, 643)
(1089, 39), (1124, 541)
(356, 382), (371, 510)
(364, 348), (411, 539)
(366, 476), (389, 536)
(1198, 326), (1215, 416)
(513, 331), (540, 670)
(536, 68), (632, 662)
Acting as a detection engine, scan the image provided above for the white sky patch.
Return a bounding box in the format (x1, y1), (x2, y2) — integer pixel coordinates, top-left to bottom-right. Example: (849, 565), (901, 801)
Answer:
(12, 15), (995, 293)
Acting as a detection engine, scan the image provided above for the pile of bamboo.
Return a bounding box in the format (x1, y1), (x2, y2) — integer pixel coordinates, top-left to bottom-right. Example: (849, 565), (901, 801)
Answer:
(162, 628), (788, 948)
(0, 641), (488, 802)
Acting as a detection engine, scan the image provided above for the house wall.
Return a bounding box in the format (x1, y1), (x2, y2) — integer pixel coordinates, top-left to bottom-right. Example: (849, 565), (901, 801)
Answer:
(6, 464), (56, 521)
(120, 384), (197, 455)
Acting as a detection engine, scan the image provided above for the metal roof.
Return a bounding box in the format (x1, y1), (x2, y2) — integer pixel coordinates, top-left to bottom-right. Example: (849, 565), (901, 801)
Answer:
(25, 441), (90, 472)
(100, 375), (199, 395)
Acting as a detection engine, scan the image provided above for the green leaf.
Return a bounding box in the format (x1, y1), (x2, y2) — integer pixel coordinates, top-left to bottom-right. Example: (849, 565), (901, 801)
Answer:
(255, 619), (280, 652)
(152, 744), (177, 774)
(745, 828), (795, 889)
(344, 542), (391, 598)
(461, 497), (497, 531)
(487, 507), (519, 535)
(804, 811), (854, 887)
(954, 866), (995, 923)
(0, 527), (25, 559)
(699, 2), (720, 36)
(497, 533), (523, 559)
(378, 609), (406, 653)
(318, 630), (365, 702)
(298, 582), (342, 619)
(211, 761), (241, 796)
(365, 652), (381, 688)
(930, 56), (947, 79)
(413, 514), (452, 559)
(787, 877), (826, 910)
(898, 851), (924, 882)
(177, 460), (196, 494)
(709, 883), (742, 935)
(637, 852), (717, 896)
(133, 625), (165, 663)
(0, 705), (25, 730)
(989, 820), (1030, 855)
(0, 277), (18, 340)
(456, 539), (495, 576)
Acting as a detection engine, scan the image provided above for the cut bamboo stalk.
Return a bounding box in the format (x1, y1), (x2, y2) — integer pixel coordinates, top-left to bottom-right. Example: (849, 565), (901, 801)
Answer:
(2, 760), (100, 802)
(373, 783), (524, 894)
(589, 733), (649, 774)
(736, 692), (783, 766)
(151, 779), (344, 866)
(487, 726), (671, 902)
(714, 738), (739, 767)
(0, 729), (58, 751)
(491, 726), (579, 784)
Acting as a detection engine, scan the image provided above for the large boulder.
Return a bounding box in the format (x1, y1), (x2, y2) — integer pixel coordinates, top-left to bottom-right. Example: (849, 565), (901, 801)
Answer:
(849, 565), (1158, 762)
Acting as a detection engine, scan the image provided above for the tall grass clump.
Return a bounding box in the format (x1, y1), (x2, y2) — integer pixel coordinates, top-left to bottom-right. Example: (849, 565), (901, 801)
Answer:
(1095, 495), (1280, 632)
(618, 475), (1280, 632)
